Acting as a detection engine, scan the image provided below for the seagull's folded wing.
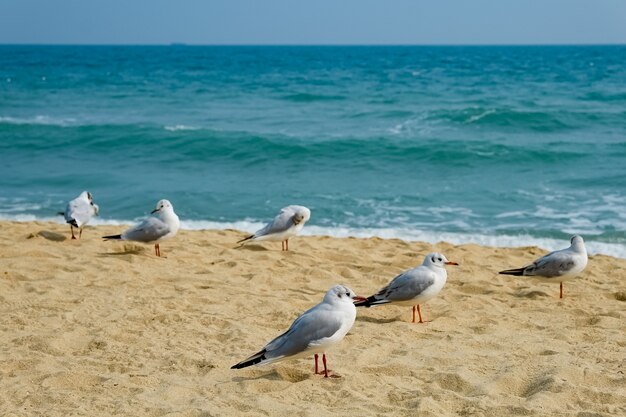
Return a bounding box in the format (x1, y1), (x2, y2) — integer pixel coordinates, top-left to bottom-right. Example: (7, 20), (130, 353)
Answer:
(263, 306), (344, 360)
(122, 217), (170, 242)
(526, 250), (576, 277)
(378, 268), (436, 302)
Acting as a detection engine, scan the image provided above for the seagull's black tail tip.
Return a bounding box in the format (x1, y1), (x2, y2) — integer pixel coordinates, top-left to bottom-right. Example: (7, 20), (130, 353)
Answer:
(231, 352), (266, 369)
(67, 219), (79, 228)
(230, 362), (249, 370)
(236, 235), (254, 244)
(354, 295), (377, 308)
(499, 267), (525, 276)
(102, 234), (122, 240)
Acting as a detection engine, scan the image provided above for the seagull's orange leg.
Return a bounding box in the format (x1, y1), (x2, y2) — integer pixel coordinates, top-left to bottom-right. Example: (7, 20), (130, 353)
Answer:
(70, 225), (76, 240)
(322, 353), (329, 378)
(560, 282), (564, 299)
(417, 304), (425, 323)
(285, 239), (289, 251)
(412, 305), (416, 323)
(155, 244), (161, 257)
(79, 228), (83, 239)
(314, 353), (319, 374)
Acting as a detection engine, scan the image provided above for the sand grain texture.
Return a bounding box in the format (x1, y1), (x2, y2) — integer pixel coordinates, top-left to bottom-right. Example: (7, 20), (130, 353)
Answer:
(1, 221), (625, 416)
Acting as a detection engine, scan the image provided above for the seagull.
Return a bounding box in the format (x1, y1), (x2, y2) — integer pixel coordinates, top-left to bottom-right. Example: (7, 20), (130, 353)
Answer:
(231, 285), (366, 378)
(499, 235), (588, 298)
(63, 191), (99, 239)
(355, 253), (458, 323)
(103, 199), (180, 257)
(237, 205), (311, 251)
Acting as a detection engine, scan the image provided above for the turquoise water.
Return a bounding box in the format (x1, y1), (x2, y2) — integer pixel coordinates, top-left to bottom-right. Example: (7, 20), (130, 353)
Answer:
(1, 45), (625, 256)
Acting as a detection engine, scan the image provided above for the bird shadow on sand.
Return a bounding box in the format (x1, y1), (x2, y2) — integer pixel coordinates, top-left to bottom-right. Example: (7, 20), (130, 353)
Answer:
(27, 230), (67, 242)
(513, 290), (551, 299)
(232, 368), (311, 383)
(234, 244), (269, 251)
(98, 244), (147, 256)
(356, 316), (399, 324)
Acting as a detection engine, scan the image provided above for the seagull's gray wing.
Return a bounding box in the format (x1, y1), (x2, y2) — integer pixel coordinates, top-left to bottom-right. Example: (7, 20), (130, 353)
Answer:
(263, 305), (343, 360)
(524, 250), (576, 278)
(122, 217), (170, 243)
(376, 268), (436, 302)
(254, 209), (296, 238)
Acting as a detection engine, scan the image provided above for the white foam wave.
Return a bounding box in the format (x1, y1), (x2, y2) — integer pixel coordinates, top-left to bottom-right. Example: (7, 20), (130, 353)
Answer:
(465, 109), (496, 124)
(164, 124), (199, 131)
(0, 115), (77, 127)
(387, 113), (443, 136)
(180, 219), (267, 232)
(179, 220), (626, 259)
(0, 215), (133, 226)
(0, 202), (43, 213)
(2, 215), (624, 259)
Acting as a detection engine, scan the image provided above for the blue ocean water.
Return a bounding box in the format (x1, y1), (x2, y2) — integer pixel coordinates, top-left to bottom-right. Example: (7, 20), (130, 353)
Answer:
(1, 45), (625, 257)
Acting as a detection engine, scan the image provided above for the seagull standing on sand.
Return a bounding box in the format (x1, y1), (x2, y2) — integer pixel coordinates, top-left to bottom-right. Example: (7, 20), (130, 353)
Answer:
(64, 191), (99, 239)
(355, 253), (458, 323)
(103, 199), (180, 257)
(231, 285), (366, 378)
(237, 205), (311, 251)
(499, 235), (588, 299)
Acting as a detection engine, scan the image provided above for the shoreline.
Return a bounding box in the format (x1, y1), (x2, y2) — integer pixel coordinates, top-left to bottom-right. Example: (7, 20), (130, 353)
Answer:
(1, 217), (625, 259)
(1, 220), (625, 416)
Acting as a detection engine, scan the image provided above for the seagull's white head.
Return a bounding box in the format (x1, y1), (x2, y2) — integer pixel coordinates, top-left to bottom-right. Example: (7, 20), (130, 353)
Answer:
(78, 190), (93, 202)
(423, 252), (459, 269)
(83, 191), (98, 214)
(324, 284), (366, 305)
(152, 199), (174, 214)
(570, 235), (586, 251)
(292, 206), (311, 225)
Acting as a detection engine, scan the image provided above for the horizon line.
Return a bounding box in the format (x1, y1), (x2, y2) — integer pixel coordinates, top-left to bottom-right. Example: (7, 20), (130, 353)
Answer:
(1, 42), (625, 47)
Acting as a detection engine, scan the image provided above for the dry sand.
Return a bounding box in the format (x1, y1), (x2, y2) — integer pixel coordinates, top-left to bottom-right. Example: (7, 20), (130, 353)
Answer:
(0, 220), (625, 417)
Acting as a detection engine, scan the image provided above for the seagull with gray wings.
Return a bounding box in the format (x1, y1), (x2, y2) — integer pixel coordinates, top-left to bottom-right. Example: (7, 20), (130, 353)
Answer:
(231, 285), (366, 378)
(355, 253), (458, 323)
(103, 199), (179, 257)
(237, 205), (311, 251)
(499, 235), (588, 298)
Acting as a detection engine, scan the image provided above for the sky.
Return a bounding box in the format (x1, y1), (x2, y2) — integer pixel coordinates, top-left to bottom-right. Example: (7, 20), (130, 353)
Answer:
(1, 0), (625, 45)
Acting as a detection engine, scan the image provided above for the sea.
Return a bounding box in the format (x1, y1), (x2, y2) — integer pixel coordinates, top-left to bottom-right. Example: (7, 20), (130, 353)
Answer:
(1, 45), (625, 257)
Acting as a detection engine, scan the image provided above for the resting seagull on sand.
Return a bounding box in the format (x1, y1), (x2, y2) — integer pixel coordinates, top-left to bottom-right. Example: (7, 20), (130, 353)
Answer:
(231, 285), (366, 378)
(355, 253), (458, 323)
(499, 235), (588, 298)
(64, 191), (99, 239)
(237, 205), (311, 251)
(103, 199), (180, 257)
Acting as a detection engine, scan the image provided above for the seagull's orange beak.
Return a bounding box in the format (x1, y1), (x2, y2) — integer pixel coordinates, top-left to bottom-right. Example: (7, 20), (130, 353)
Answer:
(445, 261), (459, 266)
(352, 295), (367, 302)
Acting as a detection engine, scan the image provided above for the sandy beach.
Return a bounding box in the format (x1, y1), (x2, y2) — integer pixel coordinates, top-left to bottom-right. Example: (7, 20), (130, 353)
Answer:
(1, 220), (625, 416)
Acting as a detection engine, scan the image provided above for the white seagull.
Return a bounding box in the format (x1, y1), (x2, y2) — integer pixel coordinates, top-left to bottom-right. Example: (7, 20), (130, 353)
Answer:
(237, 205), (311, 251)
(64, 191), (99, 239)
(231, 284), (366, 378)
(499, 235), (588, 299)
(103, 199), (180, 257)
(355, 253), (458, 323)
